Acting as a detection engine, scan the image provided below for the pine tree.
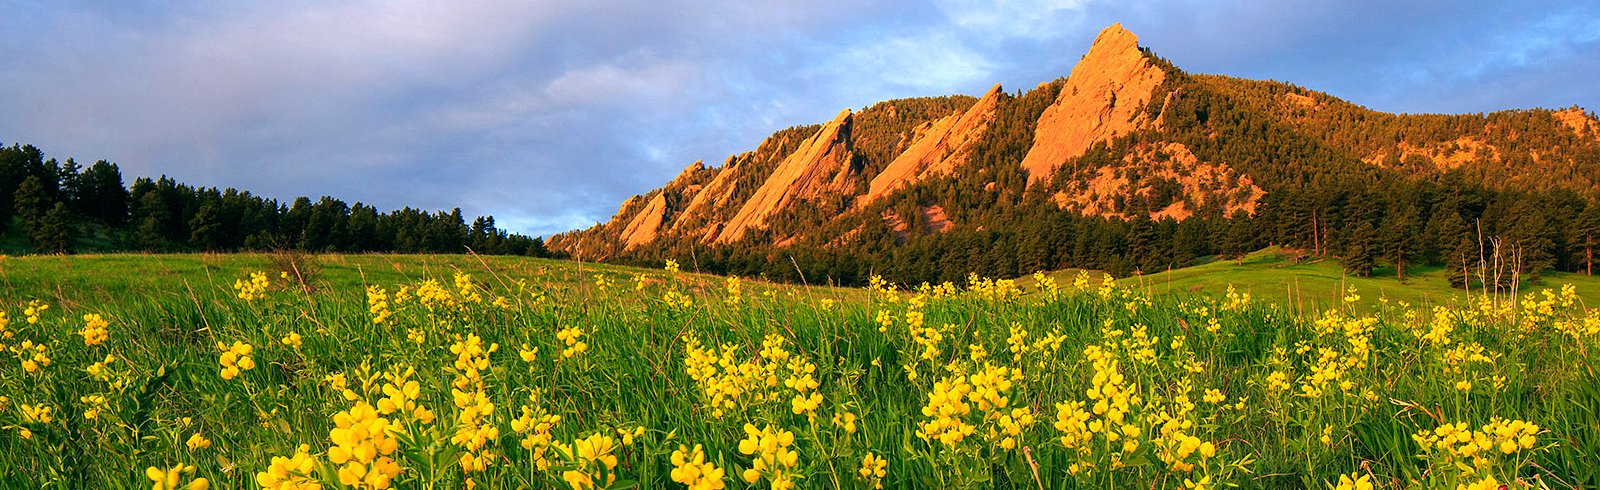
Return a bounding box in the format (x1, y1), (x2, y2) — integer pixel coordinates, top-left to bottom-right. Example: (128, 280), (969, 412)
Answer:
(133, 191), (170, 251)
(1220, 212), (1254, 265)
(12, 176), (49, 237)
(1572, 198), (1600, 275)
(1509, 201), (1556, 281)
(1436, 210), (1475, 288)
(76, 160), (129, 226)
(189, 202), (224, 251)
(32, 202), (73, 254)
(1381, 203), (1421, 282)
(1343, 220), (1377, 277)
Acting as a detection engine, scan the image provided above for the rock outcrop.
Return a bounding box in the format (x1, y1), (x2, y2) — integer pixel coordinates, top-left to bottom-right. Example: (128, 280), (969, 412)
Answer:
(1554, 108), (1599, 139)
(1020, 23), (1167, 185)
(1051, 142), (1263, 220)
(716, 109), (857, 243)
(858, 84), (1003, 207)
(618, 193), (666, 249)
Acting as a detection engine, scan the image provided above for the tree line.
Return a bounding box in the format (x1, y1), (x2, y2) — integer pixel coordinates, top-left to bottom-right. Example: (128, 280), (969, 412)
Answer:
(0, 143), (552, 257)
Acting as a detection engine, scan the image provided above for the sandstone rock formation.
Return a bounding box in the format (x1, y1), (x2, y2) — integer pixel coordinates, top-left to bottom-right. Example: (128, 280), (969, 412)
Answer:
(1020, 23), (1166, 186)
(858, 84), (1003, 207)
(716, 109), (857, 244)
(618, 193), (666, 249)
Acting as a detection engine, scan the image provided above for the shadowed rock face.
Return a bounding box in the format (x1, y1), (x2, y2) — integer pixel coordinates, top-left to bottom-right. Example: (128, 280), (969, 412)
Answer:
(716, 109), (856, 244)
(1020, 23), (1167, 186)
(858, 83), (1003, 208)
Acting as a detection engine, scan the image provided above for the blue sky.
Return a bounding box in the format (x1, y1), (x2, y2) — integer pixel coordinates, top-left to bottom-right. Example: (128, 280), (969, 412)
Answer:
(2, 1), (1596, 237)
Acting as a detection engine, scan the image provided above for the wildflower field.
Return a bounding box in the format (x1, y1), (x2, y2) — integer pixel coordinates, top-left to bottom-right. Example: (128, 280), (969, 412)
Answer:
(0, 254), (1597, 489)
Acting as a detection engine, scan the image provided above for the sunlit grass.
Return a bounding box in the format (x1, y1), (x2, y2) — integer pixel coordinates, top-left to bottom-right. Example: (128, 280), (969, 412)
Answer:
(0, 253), (1594, 489)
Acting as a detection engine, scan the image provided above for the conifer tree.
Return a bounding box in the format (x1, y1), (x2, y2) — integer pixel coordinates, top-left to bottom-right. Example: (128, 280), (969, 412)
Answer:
(1572, 198), (1600, 275)
(1343, 220), (1377, 277)
(1381, 203), (1421, 281)
(13, 176), (49, 237)
(33, 202), (73, 254)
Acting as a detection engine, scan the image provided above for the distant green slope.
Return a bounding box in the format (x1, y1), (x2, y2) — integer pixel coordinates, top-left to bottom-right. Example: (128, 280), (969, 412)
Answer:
(1035, 247), (1600, 312)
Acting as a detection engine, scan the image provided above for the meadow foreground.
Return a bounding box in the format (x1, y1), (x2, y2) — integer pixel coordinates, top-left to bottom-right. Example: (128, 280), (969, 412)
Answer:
(0, 255), (1595, 489)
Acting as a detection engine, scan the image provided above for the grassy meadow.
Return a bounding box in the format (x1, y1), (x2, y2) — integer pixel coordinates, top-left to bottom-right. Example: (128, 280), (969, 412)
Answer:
(0, 251), (1597, 489)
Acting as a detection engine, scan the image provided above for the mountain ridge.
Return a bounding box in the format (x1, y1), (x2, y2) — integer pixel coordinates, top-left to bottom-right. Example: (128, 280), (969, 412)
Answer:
(549, 23), (1600, 287)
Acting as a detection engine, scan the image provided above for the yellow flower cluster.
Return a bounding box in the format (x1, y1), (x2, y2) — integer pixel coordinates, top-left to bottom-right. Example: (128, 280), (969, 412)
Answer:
(450, 334), (495, 389)
(454, 273), (482, 304)
(1221, 285), (1251, 311)
(186, 432), (211, 450)
(218, 341), (256, 380)
(1054, 344), (1143, 474)
(966, 273), (1019, 301)
(1265, 371), (1290, 393)
(663, 290), (694, 309)
(413, 279), (455, 309)
(724, 276), (743, 307)
(738, 423), (800, 490)
(327, 402), (403, 489)
(833, 410), (857, 434)
(80, 394), (107, 420)
(917, 374), (974, 446)
(375, 365), (434, 424)
(1556, 309), (1600, 341)
(1412, 418), (1539, 473)
(1299, 347), (1353, 398)
(21, 403), (52, 424)
(14, 340), (50, 373)
(1517, 285), (1576, 327)
(281, 331), (303, 349)
(1439, 342), (1493, 374)
(670, 444), (726, 490)
(256, 444), (321, 490)
(145, 464), (209, 490)
(1032, 271), (1061, 301)
(234, 272), (270, 301)
(1151, 395), (1214, 473)
(1333, 472), (1373, 490)
(970, 363), (1031, 450)
(510, 390), (561, 470)
(858, 453), (888, 489)
(556, 325), (589, 358)
(79, 313), (110, 346)
(366, 286), (392, 325)
(451, 387), (499, 472)
(784, 357), (822, 421)
(1419, 306), (1456, 347)
(86, 354), (116, 381)
(24, 299), (49, 324)
(449, 334), (499, 473)
(683, 334), (789, 418)
(553, 432), (619, 490)
(665, 258), (680, 274)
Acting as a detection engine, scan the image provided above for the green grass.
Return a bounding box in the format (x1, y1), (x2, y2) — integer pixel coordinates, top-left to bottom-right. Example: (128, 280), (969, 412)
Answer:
(0, 252), (1596, 489)
(1028, 247), (1600, 313)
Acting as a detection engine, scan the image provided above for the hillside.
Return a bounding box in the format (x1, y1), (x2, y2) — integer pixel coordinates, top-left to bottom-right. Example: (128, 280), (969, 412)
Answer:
(551, 23), (1600, 288)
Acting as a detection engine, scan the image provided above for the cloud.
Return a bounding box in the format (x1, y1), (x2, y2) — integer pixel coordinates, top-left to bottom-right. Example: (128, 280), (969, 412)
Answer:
(2, 1), (1596, 238)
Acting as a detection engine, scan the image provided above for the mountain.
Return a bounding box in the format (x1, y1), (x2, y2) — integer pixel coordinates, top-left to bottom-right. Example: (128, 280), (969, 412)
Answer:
(550, 23), (1600, 287)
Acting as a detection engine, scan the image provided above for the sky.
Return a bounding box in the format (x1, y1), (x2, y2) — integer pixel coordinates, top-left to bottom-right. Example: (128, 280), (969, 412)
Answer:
(3, 1), (1596, 238)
